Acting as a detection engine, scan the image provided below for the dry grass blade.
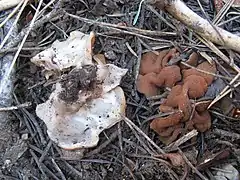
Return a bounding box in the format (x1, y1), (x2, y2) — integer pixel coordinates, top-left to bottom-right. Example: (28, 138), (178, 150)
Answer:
(208, 77), (240, 108)
(0, 0), (28, 50)
(0, 0), (24, 29)
(196, 33), (240, 72)
(65, 12), (176, 37)
(0, 102), (31, 112)
(150, 0), (240, 53)
(214, 0), (235, 25)
(180, 61), (237, 81)
(0, 46), (47, 54)
(165, 130), (198, 152)
(38, 0), (57, 18)
(196, 0), (224, 44)
(3, 4), (62, 50)
(146, 4), (176, 30)
(51, 158), (67, 180)
(0, 0), (44, 94)
(178, 148), (208, 180)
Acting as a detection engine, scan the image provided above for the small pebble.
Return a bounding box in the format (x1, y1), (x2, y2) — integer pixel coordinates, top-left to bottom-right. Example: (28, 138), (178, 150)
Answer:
(21, 133), (28, 140)
(3, 159), (11, 169)
(104, 50), (117, 60)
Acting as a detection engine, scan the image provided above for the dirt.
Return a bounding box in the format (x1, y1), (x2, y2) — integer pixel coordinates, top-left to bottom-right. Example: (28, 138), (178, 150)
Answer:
(59, 65), (97, 103)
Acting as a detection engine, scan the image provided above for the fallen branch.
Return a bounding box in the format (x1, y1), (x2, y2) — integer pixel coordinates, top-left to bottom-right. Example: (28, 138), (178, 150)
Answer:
(147, 0), (240, 54)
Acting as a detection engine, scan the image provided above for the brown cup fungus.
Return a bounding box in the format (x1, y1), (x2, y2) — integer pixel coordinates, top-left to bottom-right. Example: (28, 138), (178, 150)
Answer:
(137, 48), (181, 97)
(137, 48), (217, 144)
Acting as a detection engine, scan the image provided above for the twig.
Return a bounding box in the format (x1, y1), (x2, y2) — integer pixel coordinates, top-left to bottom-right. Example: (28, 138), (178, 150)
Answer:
(213, 0), (235, 25)
(123, 116), (165, 154)
(141, 111), (179, 125)
(0, 0), (44, 95)
(146, 4), (176, 30)
(149, 0), (240, 53)
(29, 149), (48, 179)
(213, 128), (240, 139)
(0, 46), (47, 54)
(39, 140), (53, 162)
(165, 130), (198, 152)
(126, 42), (138, 57)
(29, 144), (44, 154)
(210, 110), (240, 121)
(196, 35), (240, 72)
(0, 0), (28, 50)
(126, 118), (156, 155)
(196, 0), (224, 44)
(62, 161), (83, 177)
(147, 92), (169, 100)
(0, 102), (31, 112)
(117, 122), (125, 161)
(85, 130), (118, 157)
(178, 148), (208, 180)
(134, 38), (142, 95)
(3, 6), (62, 50)
(22, 108), (47, 146)
(65, 12), (177, 37)
(0, 0), (24, 29)
(181, 62), (237, 81)
(38, 0), (57, 18)
(208, 74), (240, 108)
(51, 158), (67, 180)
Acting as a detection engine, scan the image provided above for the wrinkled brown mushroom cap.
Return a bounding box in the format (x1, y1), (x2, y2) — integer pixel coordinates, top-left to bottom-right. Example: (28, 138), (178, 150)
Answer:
(140, 52), (160, 75)
(183, 75), (208, 98)
(155, 65), (181, 88)
(136, 73), (159, 97)
(137, 49), (182, 97)
(163, 85), (184, 108)
(140, 49), (179, 75)
(161, 48), (179, 67)
(156, 124), (184, 145)
(150, 111), (183, 134)
(192, 110), (211, 132)
(138, 49), (215, 144)
(180, 52), (198, 69)
(161, 85), (192, 121)
(195, 100), (211, 112)
(183, 61), (216, 85)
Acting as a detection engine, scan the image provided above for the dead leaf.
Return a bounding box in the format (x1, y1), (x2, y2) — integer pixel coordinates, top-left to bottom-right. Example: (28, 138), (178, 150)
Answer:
(214, 164), (239, 180)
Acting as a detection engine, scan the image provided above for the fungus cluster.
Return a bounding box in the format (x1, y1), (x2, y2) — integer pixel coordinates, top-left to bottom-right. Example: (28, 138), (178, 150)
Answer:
(137, 48), (216, 144)
(32, 31), (128, 150)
